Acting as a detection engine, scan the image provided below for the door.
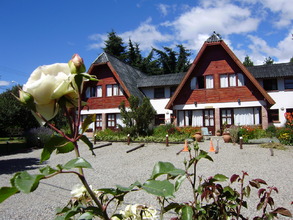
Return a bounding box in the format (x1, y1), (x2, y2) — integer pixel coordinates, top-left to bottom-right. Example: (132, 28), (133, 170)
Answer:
(203, 109), (215, 135)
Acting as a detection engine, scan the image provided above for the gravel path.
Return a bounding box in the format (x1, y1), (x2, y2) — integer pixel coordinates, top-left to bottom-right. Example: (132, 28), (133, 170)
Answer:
(0, 139), (292, 219)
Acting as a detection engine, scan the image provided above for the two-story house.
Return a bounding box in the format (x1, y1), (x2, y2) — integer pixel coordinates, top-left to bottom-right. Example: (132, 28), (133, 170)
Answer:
(81, 33), (292, 134)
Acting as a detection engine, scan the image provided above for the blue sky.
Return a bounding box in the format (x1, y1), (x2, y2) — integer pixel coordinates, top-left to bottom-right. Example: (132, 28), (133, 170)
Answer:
(0, 0), (292, 91)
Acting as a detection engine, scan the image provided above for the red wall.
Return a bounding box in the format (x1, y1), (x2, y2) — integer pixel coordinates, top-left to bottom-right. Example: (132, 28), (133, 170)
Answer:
(83, 64), (129, 109)
(174, 45), (264, 105)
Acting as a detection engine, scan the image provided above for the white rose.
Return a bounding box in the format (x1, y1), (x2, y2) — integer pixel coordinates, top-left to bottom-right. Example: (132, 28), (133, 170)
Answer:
(23, 63), (78, 122)
(70, 184), (87, 199)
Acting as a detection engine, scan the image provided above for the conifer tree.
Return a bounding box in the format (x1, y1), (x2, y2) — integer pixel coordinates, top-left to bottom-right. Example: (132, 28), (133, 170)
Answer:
(103, 31), (127, 61)
(243, 55), (254, 67)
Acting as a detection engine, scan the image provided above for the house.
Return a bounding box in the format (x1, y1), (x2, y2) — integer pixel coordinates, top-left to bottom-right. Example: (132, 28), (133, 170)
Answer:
(81, 33), (292, 134)
(247, 63), (293, 126)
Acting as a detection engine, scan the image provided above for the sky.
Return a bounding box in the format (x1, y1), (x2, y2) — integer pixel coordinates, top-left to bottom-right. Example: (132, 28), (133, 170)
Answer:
(0, 0), (292, 92)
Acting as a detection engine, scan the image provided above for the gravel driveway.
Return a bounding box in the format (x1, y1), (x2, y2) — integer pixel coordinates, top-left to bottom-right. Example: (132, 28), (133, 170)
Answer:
(0, 139), (292, 219)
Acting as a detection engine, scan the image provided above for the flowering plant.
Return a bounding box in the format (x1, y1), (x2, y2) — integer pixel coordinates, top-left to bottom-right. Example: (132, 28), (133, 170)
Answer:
(0, 55), (291, 220)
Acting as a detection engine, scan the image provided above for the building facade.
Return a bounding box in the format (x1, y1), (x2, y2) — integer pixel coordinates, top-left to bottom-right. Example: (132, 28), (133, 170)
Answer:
(81, 34), (293, 134)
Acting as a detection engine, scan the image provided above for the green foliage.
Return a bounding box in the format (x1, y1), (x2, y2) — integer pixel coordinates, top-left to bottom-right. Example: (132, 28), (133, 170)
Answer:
(260, 142), (287, 150)
(119, 95), (156, 137)
(243, 55), (254, 67)
(103, 31), (127, 61)
(263, 56), (274, 65)
(276, 127), (293, 145)
(0, 85), (39, 137)
(238, 126), (267, 143)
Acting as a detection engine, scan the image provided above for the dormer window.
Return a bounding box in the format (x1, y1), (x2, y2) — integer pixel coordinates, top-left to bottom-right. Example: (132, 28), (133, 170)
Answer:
(220, 73), (244, 88)
(190, 76), (207, 89)
(106, 84), (123, 97)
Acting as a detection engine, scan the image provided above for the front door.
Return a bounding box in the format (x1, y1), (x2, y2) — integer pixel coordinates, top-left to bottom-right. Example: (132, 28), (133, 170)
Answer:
(203, 109), (215, 135)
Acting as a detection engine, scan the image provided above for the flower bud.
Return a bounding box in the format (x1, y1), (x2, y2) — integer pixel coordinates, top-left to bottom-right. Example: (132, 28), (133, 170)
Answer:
(68, 54), (86, 74)
(18, 90), (36, 111)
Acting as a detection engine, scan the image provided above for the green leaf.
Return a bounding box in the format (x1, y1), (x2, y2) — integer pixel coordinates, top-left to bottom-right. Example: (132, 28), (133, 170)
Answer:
(56, 141), (75, 154)
(78, 212), (94, 220)
(175, 175), (186, 192)
(214, 174), (228, 182)
(151, 161), (185, 179)
(14, 171), (44, 193)
(41, 135), (70, 162)
(41, 145), (56, 163)
(81, 115), (96, 134)
(142, 180), (175, 198)
(181, 205), (193, 220)
(39, 166), (58, 176)
(80, 135), (95, 156)
(0, 186), (19, 203)
(63, 157), (92, 170)
(195, 150), (213, 162)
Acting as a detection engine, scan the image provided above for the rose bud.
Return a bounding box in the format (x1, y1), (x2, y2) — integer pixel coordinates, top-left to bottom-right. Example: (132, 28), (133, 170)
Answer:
(68, 54), (86, 74)
(18, 90), (36, 110)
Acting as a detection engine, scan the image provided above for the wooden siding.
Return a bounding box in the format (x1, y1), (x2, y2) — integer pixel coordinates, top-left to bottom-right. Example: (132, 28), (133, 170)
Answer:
(83, 64), (129, 109)
(173, 45), (264, 105)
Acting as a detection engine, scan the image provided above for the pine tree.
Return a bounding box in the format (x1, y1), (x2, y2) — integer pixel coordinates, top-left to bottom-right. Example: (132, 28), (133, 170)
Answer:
(243, 55), (254, 67)
(176, 44), (191, 72)
(103, 31), (127, 61)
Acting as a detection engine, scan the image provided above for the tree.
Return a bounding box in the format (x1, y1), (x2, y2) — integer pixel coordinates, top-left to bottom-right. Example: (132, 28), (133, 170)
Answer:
(243, 55), (254, 67)
(263, 56), (274, 65)
(0, 85), (39, 137)
(103, 31), (127, 61)
(126, 39), (143, 68)
(290, 57), (293, 63)
(176, 44), (191, 72)
(119, 96), (156, 136)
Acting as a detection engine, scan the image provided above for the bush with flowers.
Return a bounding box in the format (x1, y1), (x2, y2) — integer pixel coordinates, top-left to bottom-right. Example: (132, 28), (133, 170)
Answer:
(0, 55), (291, 220)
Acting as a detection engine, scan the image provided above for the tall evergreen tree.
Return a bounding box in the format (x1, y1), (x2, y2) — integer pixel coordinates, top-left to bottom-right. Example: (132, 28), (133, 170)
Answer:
(243, 55), (254, 67)
(176, 44), (191, 72)
(139, 49), (161, 75)
(126, 39), (143, 68)
(290, 57), (293, 63)
(103, 31), (127, 61)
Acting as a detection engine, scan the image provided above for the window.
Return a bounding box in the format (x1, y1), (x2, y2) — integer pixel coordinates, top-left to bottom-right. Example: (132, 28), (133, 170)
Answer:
(190, 76), (207, 89)
(85, 87), (96, 98)
(268, 109), (279, 122)
(170, 86), (176, 97)
(106, 84), (123, 97)
(220, 73), (244, 88)
(155, 114), (165, 125)
(154, 87), (165, 99)
(107, 114), (116, 128)
(221, 109), (233, 125)
(206, 75), (214, 89)
(263, 79), (278, 90)
(96, 86), (102, 97)
(96, 114), (102, 129)
(284, 78), (293, 90)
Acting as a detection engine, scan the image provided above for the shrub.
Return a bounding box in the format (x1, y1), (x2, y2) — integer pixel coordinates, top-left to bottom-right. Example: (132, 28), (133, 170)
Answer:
(25, 127), (53, 148)
(238, 125), (267, 143)
(229, 125), (240, 143)
(276, 127), (293, 145)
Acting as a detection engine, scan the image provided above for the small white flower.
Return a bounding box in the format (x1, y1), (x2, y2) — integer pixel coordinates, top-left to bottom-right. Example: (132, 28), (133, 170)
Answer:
(70, 184), (87, 199)
(120, 204), (157, 220)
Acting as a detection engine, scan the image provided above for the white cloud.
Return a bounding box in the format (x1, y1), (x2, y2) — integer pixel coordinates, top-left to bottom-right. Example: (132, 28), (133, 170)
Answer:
(258, 0), (293, 27)
(0, 81), (10, 86)
(88, 19), (173, 52)
(157, 4), (169, 16)
(247, 30), (293, 64)
(170, 2), (260, 50)
(88, 33), (108, 50)
(120, 18), (173, 51)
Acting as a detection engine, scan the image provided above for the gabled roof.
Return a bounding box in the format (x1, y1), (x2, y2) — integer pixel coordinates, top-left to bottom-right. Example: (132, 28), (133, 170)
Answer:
(166, 37), (275, 109)
(137, 72), (186, 88)
(247, 62), (293, 79)
(90, 52), (146, 100)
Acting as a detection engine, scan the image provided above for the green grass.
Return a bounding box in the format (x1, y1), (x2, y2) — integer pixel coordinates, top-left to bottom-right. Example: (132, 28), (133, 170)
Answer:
(260, 142), (287, 150)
